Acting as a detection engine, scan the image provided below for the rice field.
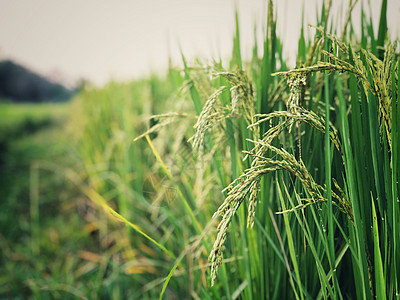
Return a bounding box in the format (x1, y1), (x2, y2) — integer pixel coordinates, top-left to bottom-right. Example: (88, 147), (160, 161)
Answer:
(1, 0), (399, 299)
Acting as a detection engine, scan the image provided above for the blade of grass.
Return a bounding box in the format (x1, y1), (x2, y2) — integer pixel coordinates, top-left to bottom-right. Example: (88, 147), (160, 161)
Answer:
(181, 53), (203, 115)
(230, 9), (242, 70)
(371, 194), (386, 299)
(145, 134), (203, 235)
(159, 252), (185, 299)
(277, 176), (303, 300)
(268, 208), (298, 297)
(377, 0), (387, 59)
(336, 71), (370, 299)
(323, 31), (339, 298)
(62, 167), (177, 261)
(392, 56), (400, 297)
(84, 185), (176, 260)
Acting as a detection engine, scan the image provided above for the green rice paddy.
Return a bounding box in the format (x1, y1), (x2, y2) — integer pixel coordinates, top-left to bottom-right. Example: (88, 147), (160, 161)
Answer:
(1, 0), (399, 299)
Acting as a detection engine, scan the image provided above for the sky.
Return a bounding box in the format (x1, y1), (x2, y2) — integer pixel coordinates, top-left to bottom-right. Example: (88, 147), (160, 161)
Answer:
(0, 0), (399, 87)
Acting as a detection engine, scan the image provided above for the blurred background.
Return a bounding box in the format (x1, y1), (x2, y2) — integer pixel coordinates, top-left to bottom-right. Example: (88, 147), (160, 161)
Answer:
(1, 0), (399, 87)
(0, 0), (399, 298)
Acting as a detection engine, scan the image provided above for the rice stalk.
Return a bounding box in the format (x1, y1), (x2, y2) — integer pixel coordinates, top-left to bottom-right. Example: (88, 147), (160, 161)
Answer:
(188, 68), (259, 156)
(207, 57), (357, 284)
(134, 112), (192, 142)
(287, 28), (397, 153)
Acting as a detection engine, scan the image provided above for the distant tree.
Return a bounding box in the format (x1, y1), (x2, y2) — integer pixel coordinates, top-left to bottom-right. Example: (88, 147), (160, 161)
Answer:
(0, 60), (74, 102)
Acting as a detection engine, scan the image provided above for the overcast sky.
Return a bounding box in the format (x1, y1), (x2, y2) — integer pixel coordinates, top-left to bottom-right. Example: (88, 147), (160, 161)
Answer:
(0, 0), (399, 86)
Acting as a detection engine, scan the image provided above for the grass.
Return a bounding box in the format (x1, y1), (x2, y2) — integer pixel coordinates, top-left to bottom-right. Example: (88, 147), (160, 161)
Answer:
(1, 0), (399, 298)
(0, 102), (68, 144)
(0, 103), (93, 297)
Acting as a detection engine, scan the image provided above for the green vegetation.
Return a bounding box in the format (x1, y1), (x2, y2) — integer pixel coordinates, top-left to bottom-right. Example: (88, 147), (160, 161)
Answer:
(0, 102), (87, 297)
(1, 0), (399, 299)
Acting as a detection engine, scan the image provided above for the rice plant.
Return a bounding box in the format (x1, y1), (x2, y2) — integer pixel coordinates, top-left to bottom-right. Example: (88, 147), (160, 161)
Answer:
(137, 0), (399, 298)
